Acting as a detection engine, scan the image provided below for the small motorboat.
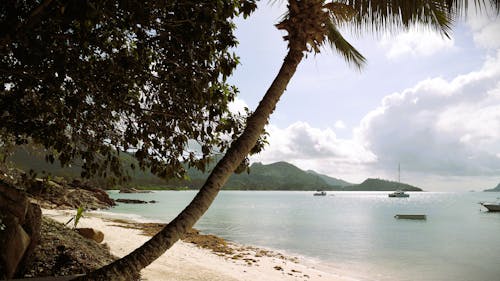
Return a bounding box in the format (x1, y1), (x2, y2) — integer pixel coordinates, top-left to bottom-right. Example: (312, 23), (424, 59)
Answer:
(480, 202), (500, 212)
(313, 190), (327, 196)
(388, 190), (409, 198)
(394, 214), (426, 220)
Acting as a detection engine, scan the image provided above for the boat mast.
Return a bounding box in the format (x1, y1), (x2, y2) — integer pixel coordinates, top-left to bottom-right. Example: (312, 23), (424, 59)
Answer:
(398, 163), (400, 184)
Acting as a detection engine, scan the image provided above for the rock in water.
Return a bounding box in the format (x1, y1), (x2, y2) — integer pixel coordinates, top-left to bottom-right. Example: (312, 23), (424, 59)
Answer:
(116, 198), (148, 204)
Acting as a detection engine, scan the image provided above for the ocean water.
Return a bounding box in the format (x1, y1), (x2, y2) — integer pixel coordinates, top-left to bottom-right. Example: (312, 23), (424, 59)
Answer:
(105, 191), (500, 281)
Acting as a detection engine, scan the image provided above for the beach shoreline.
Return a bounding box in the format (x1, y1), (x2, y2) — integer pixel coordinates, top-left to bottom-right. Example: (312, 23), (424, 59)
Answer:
(42, 208), (360, 281)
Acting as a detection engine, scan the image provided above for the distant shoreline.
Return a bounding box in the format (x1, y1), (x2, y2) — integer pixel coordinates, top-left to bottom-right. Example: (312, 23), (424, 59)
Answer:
(110, 188), (425, 192)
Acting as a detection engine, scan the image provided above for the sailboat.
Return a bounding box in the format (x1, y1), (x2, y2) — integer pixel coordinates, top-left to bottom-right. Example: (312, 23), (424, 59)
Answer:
(388, 163), (409, 198)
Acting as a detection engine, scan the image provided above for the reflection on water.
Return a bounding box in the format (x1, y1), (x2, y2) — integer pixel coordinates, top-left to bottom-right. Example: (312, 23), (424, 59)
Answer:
(107, 191), (500, 281)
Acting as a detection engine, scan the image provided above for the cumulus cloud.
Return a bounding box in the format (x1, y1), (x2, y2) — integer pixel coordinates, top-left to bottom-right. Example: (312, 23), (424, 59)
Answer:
(250, 122), (376, 181)
(357, 50), (500, 177)
(248, 51), (500, 187)
(378, 26), (455, 59)
(467, 11), (500, 49)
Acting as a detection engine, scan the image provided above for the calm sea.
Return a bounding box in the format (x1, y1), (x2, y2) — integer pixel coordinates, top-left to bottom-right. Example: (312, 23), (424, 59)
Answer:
(104, 191), (500, 281)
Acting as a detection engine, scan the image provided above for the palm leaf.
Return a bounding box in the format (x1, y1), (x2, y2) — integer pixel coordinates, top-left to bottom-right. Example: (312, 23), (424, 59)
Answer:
(325, 20), (366, 69)
(334, 0), (453, 37)
(446, 0), (500, 15)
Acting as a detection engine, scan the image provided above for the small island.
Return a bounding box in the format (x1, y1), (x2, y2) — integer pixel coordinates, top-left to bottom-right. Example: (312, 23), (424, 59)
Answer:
(343, 178), (423, 191)
(484, 183), (500, 192)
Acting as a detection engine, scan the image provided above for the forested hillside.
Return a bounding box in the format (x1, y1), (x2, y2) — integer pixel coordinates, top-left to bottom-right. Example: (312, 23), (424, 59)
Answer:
(7, 146), (351, 190)
(344, 178), (422, 191)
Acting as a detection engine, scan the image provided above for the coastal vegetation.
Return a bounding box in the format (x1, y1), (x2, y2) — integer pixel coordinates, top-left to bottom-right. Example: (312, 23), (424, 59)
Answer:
(0, 0), (261, 184)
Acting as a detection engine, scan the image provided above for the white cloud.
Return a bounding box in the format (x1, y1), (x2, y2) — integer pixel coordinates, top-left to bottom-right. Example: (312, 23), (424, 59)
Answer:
(253, 122), (376, 162)
(357, 50), (500, 177)
(228, 97), (248, 114)
(334, 120), (346, 129)
(378, 26), (455, 59)
(250, 122), (376, 182)
(467, 11), (500, 49)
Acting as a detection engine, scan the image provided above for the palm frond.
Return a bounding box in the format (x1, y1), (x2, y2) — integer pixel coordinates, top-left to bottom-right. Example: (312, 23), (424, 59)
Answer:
(324, 2), (358, 24)
(446, 0), (500, 15)
(325, 20), (366, 69)
(334, 0), (453, 37)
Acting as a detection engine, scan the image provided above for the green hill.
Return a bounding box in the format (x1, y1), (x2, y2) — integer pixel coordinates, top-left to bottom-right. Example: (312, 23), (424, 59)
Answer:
(224, 162), (345, 190)
(344, 178), (422, 191)
(167, 161), (349, 190)
(6, 145), (352, 190)
(484, 183), (500, 192)
(306, 170), (352, 187)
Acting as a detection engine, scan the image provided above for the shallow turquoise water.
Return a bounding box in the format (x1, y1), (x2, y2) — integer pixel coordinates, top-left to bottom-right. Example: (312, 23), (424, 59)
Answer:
(105, 191), (500, 281)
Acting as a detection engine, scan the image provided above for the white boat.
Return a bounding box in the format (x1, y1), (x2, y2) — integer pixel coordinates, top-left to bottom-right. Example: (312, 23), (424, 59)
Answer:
(480, 202), (500, 212)
(313, 190), (326, 196)
(388, 164), (409, 198)
(389, 190), (409, 198)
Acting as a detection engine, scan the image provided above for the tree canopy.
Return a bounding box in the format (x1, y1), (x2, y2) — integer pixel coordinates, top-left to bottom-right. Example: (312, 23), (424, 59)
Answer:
(0, 0), (259, 182)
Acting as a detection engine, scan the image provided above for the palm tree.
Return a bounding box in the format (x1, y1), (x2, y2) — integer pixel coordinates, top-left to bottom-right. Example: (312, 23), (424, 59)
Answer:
(76, 1), (499, 280)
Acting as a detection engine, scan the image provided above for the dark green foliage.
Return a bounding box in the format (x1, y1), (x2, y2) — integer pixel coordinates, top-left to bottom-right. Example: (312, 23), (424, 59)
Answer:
(306, 169), (352, 187)
(0, 0), (258, 183)
(8, 144), (169, 187)
(345, 178), (422, 191)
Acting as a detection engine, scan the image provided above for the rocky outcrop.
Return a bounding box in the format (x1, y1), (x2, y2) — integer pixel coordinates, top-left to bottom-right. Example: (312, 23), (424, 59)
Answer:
(27, 178), (115, 210)
(70, 180), (116, 207)
(0, 179), (41, 279)
(22, 217), (118, 279)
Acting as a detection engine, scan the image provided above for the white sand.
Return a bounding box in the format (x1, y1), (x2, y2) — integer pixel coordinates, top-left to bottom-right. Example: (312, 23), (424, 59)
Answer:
(43, 209), (360, 281)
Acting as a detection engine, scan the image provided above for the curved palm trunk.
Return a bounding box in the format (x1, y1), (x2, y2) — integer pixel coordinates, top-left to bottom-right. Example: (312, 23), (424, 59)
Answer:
(75, 47), (305, 280)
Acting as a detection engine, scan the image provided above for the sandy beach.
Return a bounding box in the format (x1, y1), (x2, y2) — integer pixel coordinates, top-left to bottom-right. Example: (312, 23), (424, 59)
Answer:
(42, 209), (359, 281)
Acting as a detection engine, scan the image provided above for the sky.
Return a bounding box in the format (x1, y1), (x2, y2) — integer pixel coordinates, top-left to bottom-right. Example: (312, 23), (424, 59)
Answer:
(227, 3), (500, 191)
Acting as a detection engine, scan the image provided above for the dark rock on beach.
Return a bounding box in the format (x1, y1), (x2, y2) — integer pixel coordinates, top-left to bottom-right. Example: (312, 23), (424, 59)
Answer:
(76, 228), (105, 243)
(22, 217), (117, 279)
(0, 179), (41, 279)
(27, 178), (115, 210)
(0, 166), (129, 279)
